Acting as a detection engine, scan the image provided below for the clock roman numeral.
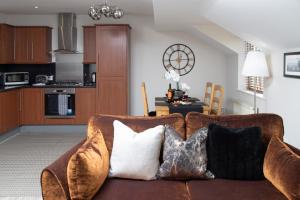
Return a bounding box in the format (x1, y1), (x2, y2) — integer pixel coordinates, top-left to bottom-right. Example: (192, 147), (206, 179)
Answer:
(177, 69), (182, 75)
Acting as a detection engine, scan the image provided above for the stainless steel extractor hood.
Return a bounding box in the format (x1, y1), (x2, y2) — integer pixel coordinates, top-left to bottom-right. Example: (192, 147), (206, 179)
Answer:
(55, 13), (78, 53)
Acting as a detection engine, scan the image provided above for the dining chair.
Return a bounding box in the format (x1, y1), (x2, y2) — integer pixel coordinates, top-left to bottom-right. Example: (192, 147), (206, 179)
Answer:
(210, 84), (224, 115)
(141, 82), (156, 117)
(203, 82), (215, 115)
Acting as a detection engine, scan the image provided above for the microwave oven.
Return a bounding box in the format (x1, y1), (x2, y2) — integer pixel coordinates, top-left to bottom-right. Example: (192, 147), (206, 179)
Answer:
(0, 72), (30, 86)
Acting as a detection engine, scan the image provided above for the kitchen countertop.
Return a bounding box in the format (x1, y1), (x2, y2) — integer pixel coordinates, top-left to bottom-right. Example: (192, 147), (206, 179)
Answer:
(0, 84), (96, 93)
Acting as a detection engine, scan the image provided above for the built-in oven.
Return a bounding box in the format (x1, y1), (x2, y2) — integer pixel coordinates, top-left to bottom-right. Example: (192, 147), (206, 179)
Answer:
(44, 88), (76, 118)
(0, 72), (29, 86)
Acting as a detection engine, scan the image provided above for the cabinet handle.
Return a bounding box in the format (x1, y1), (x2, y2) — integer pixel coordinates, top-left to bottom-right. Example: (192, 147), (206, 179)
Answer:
(13, 39), (16, 61)
(20, 91), (22, 112)
(31, 41), (34, 60)
(27, 40), (29, 60)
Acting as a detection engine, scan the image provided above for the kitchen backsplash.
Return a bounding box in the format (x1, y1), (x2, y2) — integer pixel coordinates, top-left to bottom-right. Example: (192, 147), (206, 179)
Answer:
(0, 62), (96, 85)
(0, 63), (55, 84)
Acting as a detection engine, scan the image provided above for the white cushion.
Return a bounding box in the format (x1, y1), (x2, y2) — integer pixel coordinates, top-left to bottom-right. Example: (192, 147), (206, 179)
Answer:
(109, 120), (164, 180)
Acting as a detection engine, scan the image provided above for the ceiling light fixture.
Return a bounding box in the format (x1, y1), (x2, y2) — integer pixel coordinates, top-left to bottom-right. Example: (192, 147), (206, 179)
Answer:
(88, 0), (124, 20)
(34, 5), (39, 9)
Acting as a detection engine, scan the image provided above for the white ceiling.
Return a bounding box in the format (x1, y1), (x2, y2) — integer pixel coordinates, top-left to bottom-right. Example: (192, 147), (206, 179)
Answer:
(1, 0), (300, 49)
(0, 0), (153, 15)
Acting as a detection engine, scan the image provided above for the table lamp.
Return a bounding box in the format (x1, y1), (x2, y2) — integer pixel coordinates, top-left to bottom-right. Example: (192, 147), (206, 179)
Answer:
(242, 51), (269, 114)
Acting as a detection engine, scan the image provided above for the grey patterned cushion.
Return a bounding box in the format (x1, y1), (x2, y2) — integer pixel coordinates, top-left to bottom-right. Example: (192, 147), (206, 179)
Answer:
(157, 125), (214, 180)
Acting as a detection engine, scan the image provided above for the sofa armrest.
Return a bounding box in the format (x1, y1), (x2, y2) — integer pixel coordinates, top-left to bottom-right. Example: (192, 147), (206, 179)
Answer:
(285, 142), (300, 156)
(41, 139), (86, 200)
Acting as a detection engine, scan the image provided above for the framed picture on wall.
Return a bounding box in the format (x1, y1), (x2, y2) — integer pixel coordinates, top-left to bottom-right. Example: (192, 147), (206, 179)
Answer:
(284, 52), (300, 78)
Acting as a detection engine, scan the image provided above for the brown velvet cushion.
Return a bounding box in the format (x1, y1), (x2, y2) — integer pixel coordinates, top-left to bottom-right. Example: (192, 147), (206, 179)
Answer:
(41, 170), (66, 200)
(264, 137), (300, 200)
(185, 113), (284, 147)
(41, 139), (86, 200)
(187, 179), (287, 200)
(67, 133), (109, 200)
(87, 114), (185, 156)
(93, 178), (190, 200)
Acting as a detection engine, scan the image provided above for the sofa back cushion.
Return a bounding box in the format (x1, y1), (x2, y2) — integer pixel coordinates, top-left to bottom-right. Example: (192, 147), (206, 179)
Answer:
(87, 113), (185, 156)
(185, 113), (284, 147)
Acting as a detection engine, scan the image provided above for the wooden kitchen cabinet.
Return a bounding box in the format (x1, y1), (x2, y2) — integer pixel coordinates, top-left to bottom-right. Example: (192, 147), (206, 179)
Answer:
(75, 88), (96, 124)
(96, 25), (130, 115)
(0, 24), (14, 64)
(21, 88), (44, 125)
(0, 90), (20, 134)
(14, 27), (52, 64)
(14, 27), (29, 63)
(83, 26), (96, 64)
(97, 78), (127, 115)
(0, 93), (2, 133)
(30, 27), (52, 63)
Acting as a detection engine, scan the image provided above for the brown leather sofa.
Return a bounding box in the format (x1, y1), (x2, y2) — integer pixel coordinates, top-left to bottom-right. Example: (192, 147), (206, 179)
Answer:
(41, 113), (299, 200)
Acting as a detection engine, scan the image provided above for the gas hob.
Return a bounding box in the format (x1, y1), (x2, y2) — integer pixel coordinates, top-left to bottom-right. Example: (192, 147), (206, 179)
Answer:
(49, 81), (83, 87)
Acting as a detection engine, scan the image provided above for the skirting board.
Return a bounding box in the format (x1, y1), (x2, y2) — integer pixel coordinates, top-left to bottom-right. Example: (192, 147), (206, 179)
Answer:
(0, 128), (20, 144)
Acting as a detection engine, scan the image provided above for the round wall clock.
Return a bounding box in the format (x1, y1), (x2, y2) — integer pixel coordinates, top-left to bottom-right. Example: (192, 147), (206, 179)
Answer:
(162, 44), (195, 76)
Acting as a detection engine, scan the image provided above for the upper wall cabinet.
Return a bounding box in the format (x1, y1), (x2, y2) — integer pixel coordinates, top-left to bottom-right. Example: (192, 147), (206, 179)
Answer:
(97, 25), (130, 78)
(83, 26), (96, 64)
(0, 24), (14, 64)
(14, 27), (52, 64)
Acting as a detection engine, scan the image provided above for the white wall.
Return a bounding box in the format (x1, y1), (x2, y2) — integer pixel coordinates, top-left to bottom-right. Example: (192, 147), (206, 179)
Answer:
(225, 47), (300, 148)
(6, 14), (228, 116)
(0, 13), (7, 23)
(265, 49), (300, 148)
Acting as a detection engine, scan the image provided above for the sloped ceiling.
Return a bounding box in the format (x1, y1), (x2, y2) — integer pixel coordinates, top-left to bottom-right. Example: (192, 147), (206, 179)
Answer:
(153, 0), (214, 29)
(153, 0), (300, 50)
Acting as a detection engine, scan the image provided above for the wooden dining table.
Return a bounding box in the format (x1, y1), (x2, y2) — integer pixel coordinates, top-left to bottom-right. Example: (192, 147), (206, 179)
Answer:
(155, 97), (209, 117)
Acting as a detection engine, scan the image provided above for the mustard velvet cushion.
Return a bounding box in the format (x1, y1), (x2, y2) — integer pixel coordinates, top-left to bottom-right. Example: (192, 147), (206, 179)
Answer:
(67, 133), (109, 200)
(264, 137), (300, 200)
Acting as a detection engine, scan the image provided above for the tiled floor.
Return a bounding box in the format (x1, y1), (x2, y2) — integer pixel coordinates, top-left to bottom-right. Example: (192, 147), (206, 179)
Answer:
(0, 131), (85, 199)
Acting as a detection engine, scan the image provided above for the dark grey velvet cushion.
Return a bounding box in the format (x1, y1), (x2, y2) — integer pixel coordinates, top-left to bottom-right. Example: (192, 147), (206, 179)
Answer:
(157, 125), (214, 180)
(207, 123), (265, 180)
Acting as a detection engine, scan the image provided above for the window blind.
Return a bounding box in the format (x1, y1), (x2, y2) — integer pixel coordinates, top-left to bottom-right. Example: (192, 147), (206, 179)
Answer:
(244, 42), (264, 94)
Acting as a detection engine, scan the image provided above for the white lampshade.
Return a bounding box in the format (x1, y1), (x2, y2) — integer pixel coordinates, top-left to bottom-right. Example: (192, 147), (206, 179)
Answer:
(242, 51), (269, 77)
